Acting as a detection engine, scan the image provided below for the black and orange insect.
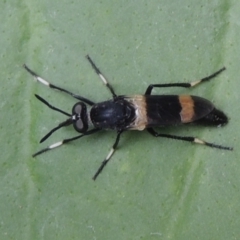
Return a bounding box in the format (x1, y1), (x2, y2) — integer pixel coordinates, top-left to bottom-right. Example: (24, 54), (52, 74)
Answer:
(24, 56), (232, 180)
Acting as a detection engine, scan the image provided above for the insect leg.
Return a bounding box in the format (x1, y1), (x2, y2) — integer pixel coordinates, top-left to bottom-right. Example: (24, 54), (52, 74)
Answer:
(23, 64), (95, 106)
(92, 130), (123, 180)
(147, 128), (233, 151)
(145, 67), (226, 95)
(86, 55), (117, 98)
(33, 128), (101, 157)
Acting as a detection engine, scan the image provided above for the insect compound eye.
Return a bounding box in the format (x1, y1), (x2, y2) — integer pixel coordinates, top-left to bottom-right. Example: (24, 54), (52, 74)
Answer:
(72, 102), (88, 133)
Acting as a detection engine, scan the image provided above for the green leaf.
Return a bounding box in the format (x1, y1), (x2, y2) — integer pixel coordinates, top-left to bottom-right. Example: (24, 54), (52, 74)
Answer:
(1, 0), (239, 239)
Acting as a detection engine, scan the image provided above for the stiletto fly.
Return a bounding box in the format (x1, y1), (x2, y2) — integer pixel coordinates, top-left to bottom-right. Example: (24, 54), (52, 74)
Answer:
(24, 56), (232, 180)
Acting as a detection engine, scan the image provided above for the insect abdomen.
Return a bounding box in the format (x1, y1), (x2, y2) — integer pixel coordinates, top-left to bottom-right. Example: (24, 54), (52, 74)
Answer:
(145, 95), (227, 127)
(194, 108), (228, 126)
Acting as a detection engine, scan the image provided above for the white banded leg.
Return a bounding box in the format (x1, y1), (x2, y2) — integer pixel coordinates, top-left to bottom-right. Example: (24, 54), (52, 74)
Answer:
(92, 130), (123, 180)
(86, 55), (117, 97)
(147, 128), (233, 151)
(23, 64), (95, 105)
(145, 67), (226, 95)
(33, 128), (101, 157)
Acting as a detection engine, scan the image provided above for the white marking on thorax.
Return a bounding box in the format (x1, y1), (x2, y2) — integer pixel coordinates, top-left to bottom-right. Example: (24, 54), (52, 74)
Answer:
(125, 95), (147, 131)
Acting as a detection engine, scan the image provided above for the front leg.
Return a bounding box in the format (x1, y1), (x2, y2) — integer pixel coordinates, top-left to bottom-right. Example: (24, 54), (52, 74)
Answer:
(33, 128), (101, 157)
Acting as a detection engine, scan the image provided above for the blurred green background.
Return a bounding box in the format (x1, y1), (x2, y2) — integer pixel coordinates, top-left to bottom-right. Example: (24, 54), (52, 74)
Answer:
(1, 0), (239, 239)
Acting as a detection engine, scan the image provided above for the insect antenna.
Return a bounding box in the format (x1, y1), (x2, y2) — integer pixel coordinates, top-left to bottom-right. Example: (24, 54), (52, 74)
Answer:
(34, 94), (74, 143)
(35, 94), (71, 117)
(40, 118), (73, 143)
